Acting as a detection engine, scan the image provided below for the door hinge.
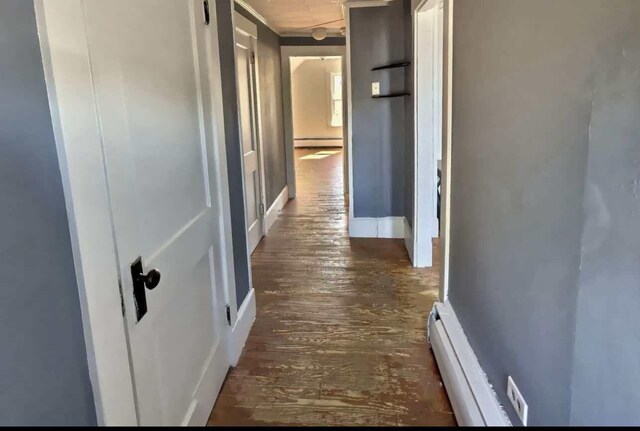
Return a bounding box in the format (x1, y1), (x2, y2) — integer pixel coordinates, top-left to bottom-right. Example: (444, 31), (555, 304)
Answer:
(226, 304), (232, 326)
(203, 0), (210, 26)
(259, 203), (265, 216)
(251, 52), (256, 65)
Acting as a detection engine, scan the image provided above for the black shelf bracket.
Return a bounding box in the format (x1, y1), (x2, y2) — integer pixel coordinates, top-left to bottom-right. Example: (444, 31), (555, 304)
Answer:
(373, 92), (411, 99)
(371, 61), (411, 71)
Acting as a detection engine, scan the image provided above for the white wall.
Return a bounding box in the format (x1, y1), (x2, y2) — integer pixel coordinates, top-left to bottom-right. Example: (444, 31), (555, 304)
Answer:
(291, 57), (343, 147)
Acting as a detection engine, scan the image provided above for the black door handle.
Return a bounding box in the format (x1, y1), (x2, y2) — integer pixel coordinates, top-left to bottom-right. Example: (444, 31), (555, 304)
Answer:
(131, 257), (161, 321)
(141, 268), (161, 290)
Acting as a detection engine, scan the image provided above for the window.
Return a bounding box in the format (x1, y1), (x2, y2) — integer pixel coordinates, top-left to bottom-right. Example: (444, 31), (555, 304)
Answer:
(330, 73), (343, 128)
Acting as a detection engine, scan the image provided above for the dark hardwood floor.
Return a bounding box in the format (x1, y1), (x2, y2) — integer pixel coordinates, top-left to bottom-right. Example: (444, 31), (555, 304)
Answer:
(208, 148), (455, 426)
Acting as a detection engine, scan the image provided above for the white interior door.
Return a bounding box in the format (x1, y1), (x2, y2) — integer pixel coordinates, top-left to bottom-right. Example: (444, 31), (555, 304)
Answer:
(235, 30), (264, 253)
(82, 0), (229, 425)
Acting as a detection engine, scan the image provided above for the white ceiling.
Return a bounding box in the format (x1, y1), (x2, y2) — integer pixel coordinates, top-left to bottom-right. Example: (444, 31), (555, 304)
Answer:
(240, 0), (346, 36)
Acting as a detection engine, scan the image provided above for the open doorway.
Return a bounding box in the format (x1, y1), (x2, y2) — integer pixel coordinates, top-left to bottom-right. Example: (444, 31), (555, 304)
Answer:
(411, 0), (445, 270)
(291, 56), (344, 149)
(281, 46), (348, 202)
(412, 0), (453, 302)
(289, 55), (345, 206)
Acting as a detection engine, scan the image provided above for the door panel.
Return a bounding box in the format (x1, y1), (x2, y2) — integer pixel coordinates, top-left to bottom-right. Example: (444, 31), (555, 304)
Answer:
(235, 31), (263, 253)
(82, 0), (229, 425)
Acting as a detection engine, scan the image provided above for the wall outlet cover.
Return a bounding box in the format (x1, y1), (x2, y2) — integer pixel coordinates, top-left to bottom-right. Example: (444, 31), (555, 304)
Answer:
(372, 82), (380, 96)
(507, 376), (529, 426)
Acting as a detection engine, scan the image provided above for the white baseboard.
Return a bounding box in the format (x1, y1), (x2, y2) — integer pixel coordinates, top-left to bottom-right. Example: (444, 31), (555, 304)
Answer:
(294, 139), (343, 148)
(404, 217), (414, 264)
(229, 288), (256, 366)
(429, 302), (511, 427)
(264, 186), (289, 234)
(349, 217), (404, 239)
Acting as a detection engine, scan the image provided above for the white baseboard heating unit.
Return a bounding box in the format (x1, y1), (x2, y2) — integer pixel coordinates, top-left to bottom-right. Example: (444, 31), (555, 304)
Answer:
(429, 302), (511, 427)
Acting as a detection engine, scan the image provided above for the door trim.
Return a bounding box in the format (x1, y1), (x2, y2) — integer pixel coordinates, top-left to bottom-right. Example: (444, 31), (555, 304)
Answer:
(234, 11), (268, 240)
(412, 0), (445, 269)
(280, 45), (348, 200)
(35, 1), (236, 424)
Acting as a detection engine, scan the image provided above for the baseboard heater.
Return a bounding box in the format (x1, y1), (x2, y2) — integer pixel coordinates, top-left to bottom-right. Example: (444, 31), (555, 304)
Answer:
(429, 302), (511, 427)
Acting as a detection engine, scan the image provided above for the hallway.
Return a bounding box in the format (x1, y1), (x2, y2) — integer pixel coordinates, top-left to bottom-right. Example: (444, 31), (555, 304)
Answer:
(208, 149), (455, 426)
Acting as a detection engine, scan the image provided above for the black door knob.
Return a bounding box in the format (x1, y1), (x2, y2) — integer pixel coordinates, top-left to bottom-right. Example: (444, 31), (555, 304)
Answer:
(143, 269), (161, 290)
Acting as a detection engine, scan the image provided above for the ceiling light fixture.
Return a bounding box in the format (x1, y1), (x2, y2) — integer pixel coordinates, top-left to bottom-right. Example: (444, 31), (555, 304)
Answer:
(312, 27), (328, 41)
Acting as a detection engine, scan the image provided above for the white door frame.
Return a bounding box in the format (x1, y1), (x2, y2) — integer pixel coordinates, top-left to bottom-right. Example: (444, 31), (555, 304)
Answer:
(412, 0), (444, 269)
(280, 45), (348, 199)
(34, 1), (237, 424)
(234, 12), (268, 239)
(413, 0), (454, 299)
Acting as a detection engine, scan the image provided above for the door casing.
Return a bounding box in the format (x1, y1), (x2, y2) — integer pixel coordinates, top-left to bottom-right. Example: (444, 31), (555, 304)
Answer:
(34, 0), (237, 424)
(280, 45), (348, 200)
(234, 11), (268, 251)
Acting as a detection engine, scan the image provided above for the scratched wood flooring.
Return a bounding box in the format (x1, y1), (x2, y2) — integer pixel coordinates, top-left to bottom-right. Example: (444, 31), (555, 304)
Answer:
(208, 148), (455, 427)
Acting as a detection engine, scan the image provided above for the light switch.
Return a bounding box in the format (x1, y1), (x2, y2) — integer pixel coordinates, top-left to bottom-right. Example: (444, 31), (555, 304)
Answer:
(372, 82), (380, 96)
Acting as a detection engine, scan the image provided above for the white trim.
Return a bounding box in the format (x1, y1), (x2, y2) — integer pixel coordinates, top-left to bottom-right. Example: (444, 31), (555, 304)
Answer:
(234, 0), (281, 36)
(280, 45), (348, 200)
(349, 217), (404, 239)
(234, 10), (258, 38)
(264, 186), (290, 234)
(342, 0), (395, 7)
(429, 302), (511, 426)
(440, 0), (454, 302)
(35, 1), (236, 425)
(34, 2), (137, 424)
(229, 288), (256, 365)
(404, 218), (415, 263)
(412, 0), (444, 269)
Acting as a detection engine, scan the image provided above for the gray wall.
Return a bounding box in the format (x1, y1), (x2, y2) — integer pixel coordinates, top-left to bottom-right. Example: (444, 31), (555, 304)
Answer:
(281, 36), (346, 47)
(236, 3), (288, 208)
(570, 2), (640, 425)
(447, 0), (640, 425)
(0, 1), (96, 425)
(350, 1), (409, 218)
(215, 0), (252, 307)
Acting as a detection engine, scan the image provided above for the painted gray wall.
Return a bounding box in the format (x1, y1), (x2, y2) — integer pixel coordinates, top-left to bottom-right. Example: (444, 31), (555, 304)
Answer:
(215, 0), (251, 307)
(281, 36), (346, 47)
(570, 2), (640, 425)
(350, 1), (409, 218)
(447, 0), (640, 425)
(236, 3), (288, 208)
(0, 1), (96, 425)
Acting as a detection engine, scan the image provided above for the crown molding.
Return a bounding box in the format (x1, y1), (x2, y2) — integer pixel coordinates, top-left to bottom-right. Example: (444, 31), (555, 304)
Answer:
(234, 0), (281, 36)
(342, 0), (395, 8)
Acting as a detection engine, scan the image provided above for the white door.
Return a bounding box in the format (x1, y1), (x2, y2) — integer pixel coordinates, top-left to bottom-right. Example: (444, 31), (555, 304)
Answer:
(235, 30), (264, 253)
(82, 0), (229, 425)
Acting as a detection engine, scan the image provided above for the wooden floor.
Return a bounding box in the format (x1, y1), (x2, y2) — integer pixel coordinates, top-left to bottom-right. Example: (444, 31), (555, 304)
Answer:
(208, 148), (455, 427)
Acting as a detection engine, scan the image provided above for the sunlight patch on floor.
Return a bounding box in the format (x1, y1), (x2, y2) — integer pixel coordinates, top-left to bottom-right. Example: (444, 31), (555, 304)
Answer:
(299, 154), (330, 160)
(299, 150), (341, 160)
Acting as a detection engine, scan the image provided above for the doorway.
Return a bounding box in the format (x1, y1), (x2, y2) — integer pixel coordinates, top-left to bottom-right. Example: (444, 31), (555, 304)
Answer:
(235, 12), (267, 254)
(290, 56), (344, 150)
(412, 0), (445, 270)
(413, 0), (453, 301)
(281, 46), (348, 201)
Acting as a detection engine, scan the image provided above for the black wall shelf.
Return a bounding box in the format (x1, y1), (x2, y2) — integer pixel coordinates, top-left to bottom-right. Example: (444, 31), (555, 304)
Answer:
(373, 92), (411, 99)
(371, 61), (411, 71)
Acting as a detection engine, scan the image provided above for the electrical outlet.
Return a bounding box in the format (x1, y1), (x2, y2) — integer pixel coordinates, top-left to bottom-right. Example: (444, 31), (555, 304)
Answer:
(372, 82), (380, 96)
(507, 376), (529, 426)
